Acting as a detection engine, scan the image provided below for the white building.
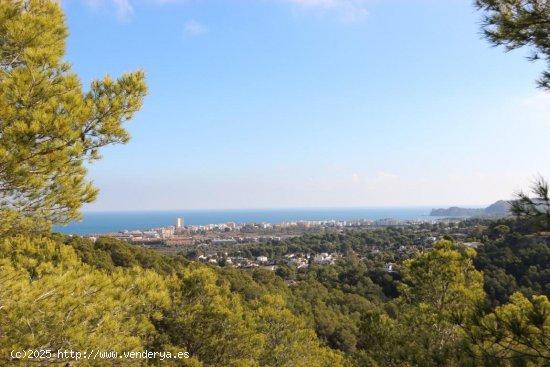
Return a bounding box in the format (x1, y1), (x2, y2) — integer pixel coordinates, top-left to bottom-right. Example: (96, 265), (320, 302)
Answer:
(463, 242), (482, 249)
(313, 253), (333, 265)
(175, 217), (185, 234)
(142, 230), (160, 239)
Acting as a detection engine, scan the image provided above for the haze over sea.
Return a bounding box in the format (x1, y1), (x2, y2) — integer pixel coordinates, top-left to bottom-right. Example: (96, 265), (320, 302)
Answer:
(54, 207), (440, 235)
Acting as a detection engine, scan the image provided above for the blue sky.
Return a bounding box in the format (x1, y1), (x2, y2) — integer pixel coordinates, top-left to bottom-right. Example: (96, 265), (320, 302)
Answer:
(61, 0), (550, 210)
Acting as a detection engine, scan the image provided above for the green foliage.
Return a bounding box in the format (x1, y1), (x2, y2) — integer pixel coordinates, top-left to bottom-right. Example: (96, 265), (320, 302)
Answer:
(475, 233), (550, 304)
(476, 0), (550, 89)
(253, 294), (347, 367)
(510, 177), (550, 232)
(275, 264), (296, 279)
(0, 236), (169, 366)
(398, 241), (485, 315)
(290, 278), (374, 354)
(0, 234), (348, 366)
(156, 265), (264, 366)
(495, 225), (512, 237)
(60, 235), (188, 275)
(0, 0), (146, 235)
(219, 267), (270, 301)
(8, 2), (550, 367)
(3, 225), (550, 366)
(357, 241), (485, 367)
(236, 229), (415, 262)
(469, 292), (550, 366)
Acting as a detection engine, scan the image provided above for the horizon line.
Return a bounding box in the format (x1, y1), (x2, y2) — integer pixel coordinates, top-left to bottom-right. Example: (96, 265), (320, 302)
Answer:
(80, 204), (493, 213)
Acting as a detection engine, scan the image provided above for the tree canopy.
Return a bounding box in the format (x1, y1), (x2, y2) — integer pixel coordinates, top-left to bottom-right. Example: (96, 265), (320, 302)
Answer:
(476, 0), (550, 89)
(510, 176), (550, 232)
(0, 0), (146, 236)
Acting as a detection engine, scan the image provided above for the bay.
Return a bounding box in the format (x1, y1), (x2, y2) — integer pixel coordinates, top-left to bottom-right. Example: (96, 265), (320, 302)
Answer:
(53, 207), (437, 235)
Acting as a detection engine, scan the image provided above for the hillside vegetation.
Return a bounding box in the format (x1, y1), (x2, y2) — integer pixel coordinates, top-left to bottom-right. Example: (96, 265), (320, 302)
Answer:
(2, 224), (549, 366)
(1, 1), (550, 366)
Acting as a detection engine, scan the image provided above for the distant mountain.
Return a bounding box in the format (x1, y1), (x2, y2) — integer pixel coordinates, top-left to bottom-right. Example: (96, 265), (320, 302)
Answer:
(430, 200), (511, 217)
(484, 200), (512, 215)
(430, 207), (484, 217)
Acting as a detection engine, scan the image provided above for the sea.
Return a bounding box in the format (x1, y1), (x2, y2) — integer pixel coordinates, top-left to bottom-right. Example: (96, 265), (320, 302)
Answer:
(53, 207), (439, 235)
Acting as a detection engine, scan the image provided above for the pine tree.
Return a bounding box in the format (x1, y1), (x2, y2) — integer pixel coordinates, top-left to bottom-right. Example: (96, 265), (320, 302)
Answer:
(0, 0), (146, 235)
(510, 176), (550, 232)
(476, 0), (550, 89)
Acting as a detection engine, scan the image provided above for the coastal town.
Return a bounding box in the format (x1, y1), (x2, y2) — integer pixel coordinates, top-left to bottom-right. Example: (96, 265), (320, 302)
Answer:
(81, 216), (487, 272)
(83, 216), (439, 247)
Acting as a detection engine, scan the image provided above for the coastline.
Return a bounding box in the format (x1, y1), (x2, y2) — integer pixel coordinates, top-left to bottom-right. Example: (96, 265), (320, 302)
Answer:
(53, 207), (438, 235)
